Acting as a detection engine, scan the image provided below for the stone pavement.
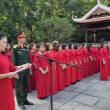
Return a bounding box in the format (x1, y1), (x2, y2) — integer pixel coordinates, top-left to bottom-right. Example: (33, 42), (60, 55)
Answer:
(15, 73), (110, 110)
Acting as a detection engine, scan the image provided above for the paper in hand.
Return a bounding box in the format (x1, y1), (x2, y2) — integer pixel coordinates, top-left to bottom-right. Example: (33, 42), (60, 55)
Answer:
(14, 67), (28, 74)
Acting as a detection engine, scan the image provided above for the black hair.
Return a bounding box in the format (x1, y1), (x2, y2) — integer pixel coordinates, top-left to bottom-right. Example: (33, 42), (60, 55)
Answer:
(74, 44), (78, 49)
(81, 43), (85, 48)
(0, 32), (6, 40)
(68, 43), (73, 49)
(100, 43), (104, 48)
(87, 44), (91, 52)
(36, 43), (44, 49)
(62, 43), (68, 50)
(45, 43), (53, 51)
(29, 42), (36, 50)
(0, 32), (7, 55)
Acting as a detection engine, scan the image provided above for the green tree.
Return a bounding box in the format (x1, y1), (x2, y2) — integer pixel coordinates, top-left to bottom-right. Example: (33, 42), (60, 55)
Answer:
(36, 17), (74, 42)
(0, 0), (110, 43)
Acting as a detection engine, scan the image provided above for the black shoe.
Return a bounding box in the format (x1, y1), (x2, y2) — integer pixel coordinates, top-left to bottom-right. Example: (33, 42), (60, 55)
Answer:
(39, 96), (48, 99)
(71, 82), (76, 85)
(19, 105), (26, 110)
(24, 100), (34, 105)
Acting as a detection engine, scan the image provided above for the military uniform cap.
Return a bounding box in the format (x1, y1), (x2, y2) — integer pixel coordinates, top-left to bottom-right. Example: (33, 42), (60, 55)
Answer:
(16, 31), (26, 39)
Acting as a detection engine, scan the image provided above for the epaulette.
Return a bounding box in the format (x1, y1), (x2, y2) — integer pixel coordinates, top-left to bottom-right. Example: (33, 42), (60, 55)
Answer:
(13, 44), (18, 48)
(24, 44), (29, 49)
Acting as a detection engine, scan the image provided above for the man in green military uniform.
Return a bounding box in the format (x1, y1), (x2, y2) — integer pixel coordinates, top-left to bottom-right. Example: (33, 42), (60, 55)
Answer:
(12, 32), (33, 110)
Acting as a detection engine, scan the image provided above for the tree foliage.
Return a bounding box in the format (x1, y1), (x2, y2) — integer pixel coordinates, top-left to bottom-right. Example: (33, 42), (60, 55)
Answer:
(0, 0), (110, 43)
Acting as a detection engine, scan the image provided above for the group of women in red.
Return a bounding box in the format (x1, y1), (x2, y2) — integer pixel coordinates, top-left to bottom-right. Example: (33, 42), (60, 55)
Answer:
(1, 32), (110, 110)
(5, 41), (110, 99)
(28, 41), (110, 99)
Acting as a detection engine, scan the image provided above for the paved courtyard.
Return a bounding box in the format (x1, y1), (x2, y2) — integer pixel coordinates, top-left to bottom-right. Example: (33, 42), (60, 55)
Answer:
(15, 73), (110, 110)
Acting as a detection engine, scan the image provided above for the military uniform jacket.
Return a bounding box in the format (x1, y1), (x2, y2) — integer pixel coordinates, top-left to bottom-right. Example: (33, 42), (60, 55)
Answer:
(12, 45), (30, 66)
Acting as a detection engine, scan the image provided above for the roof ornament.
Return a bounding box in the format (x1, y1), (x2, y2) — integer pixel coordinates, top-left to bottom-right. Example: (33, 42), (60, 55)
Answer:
(97, 0), (101, 4)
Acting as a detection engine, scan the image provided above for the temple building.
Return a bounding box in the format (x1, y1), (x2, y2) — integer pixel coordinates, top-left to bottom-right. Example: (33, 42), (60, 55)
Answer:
(72, 0), (110, 42)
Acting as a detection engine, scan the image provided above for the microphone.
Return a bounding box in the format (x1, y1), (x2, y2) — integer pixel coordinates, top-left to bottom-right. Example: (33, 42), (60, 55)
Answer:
(20, 49), (31, 52)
